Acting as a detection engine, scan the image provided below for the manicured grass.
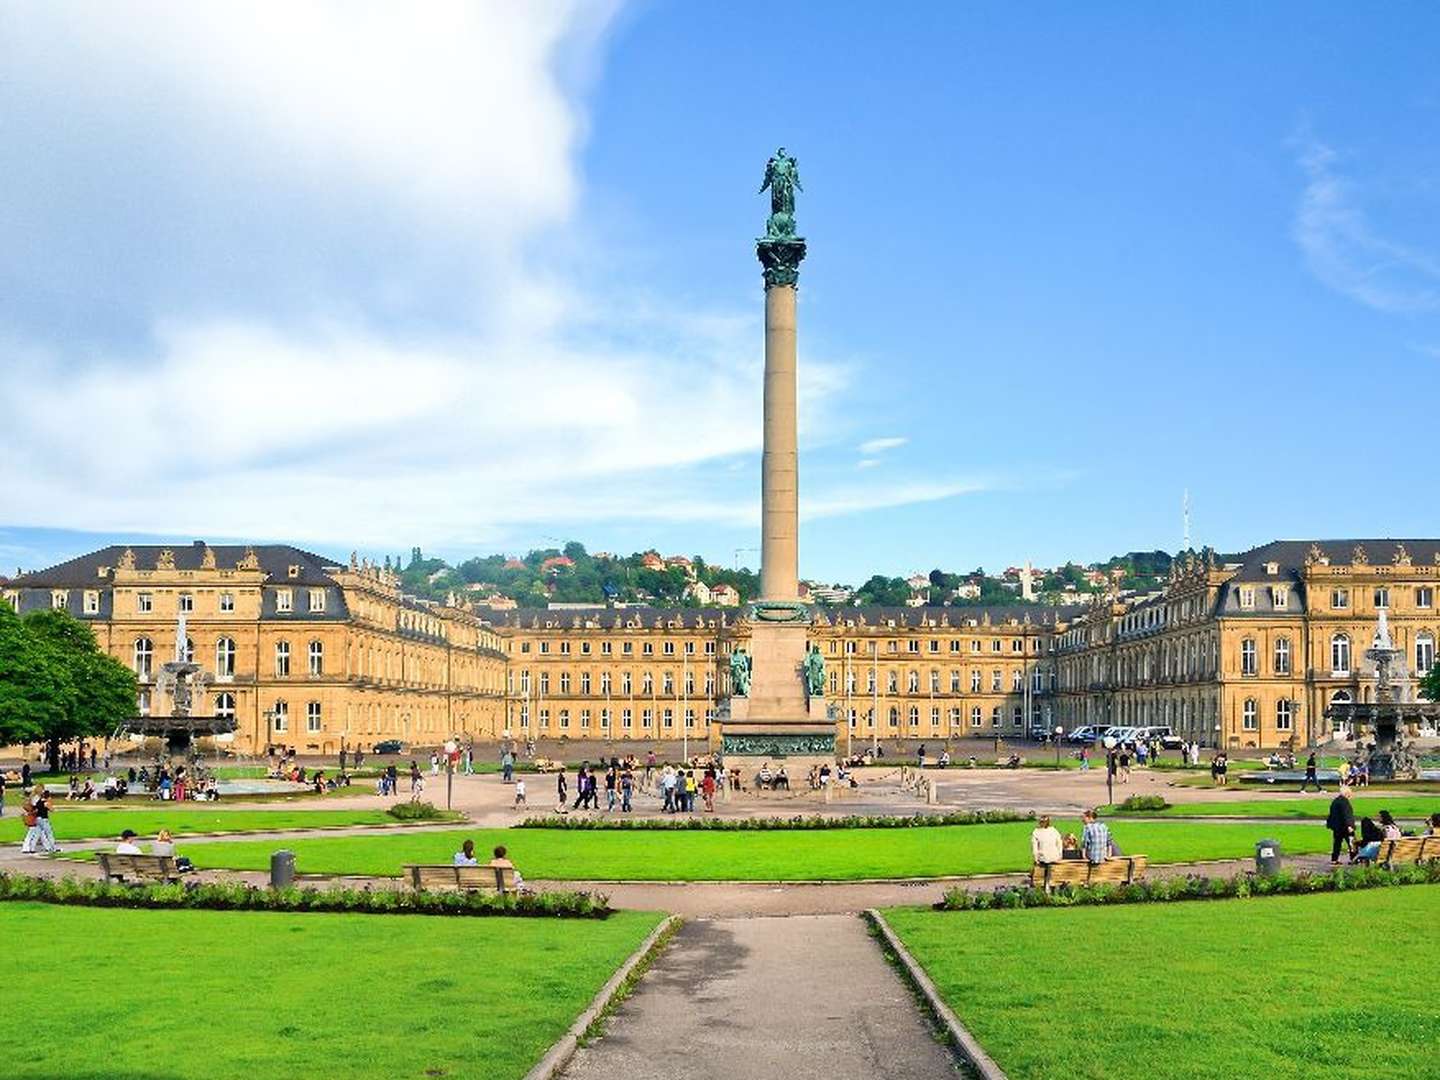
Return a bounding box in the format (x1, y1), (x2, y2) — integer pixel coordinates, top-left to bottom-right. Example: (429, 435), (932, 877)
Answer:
(0, 901), (661, 1080)
(1115, 795), (1440, 820)
(0, 807), (404, 843)
(884, 886), (1440, 1080)
(160, 819), (1336, 880)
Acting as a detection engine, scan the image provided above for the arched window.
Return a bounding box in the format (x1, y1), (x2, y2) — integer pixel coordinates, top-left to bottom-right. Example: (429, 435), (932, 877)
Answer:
(888, 706), (899, 728)
(1242, 699), (1257, 730)
(308, 640), (324, 676)
(887, 671), (899, 694)
(1416, 632), (1435, 675)
(908, 705), (919, 726)
(991, 705), (1002, 726)
(275, 640), (291, 677)
(1331, 633), (1351, 674)
(133, 637), (153, 678)
(1273, 637), (1291, 676)
(214, 692), (236, 721)
(215, 637), (236, 678)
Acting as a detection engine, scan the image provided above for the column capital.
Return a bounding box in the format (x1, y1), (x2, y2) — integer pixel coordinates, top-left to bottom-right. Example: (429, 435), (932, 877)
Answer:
(757, 236), (807, 289)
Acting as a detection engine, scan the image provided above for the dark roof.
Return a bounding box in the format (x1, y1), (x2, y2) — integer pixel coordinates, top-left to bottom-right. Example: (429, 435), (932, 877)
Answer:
(11, 542), (344, 588)
(490, 603), (1061, 630)
(1222, 539), (1440, 580)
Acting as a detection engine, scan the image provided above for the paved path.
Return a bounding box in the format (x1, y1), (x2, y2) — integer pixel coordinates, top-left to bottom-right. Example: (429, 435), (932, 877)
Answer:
(562, 914), (959, 1080)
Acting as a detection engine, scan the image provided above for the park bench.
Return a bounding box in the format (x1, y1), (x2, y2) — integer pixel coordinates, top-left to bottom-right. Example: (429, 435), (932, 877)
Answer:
(1029, 856), (1148, 891)
(97, 853), (182, 885)
(404, 863), (517, 894)
(1377, 836), (1437, 868)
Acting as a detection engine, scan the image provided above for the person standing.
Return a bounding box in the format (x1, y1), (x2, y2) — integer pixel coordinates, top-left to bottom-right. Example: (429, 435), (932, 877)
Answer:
(572, 764), (589, 811)
(644, 750), (656, 792)
(604, 766), (617, 812)
(1079, 746), (1090, 771)
(513, 777), (526, 809)
(409, 761), (422, 793)
(556, 768), (569, 813)
(1300, 752), (1322, 793)
(1326, 785), (1356, 864)
(1080, 809), (1112, 865)
(1030, 814), (1064, 888)
(19, 792), (40, 853)
(701, 768), (716, 812)
(501, 749), (515, 784)
(620, 767), (634, 813)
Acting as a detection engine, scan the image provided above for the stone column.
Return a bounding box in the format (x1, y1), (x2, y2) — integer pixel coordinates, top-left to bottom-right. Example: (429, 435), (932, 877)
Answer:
(761, 283), (799, 602)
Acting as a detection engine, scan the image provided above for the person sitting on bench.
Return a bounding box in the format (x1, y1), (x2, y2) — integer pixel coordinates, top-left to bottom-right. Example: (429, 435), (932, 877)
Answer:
(454, 839), (479, 866)
(487, 845), (524, 889)
(115, 829), (144, 855)
(773, 766), (790, 790)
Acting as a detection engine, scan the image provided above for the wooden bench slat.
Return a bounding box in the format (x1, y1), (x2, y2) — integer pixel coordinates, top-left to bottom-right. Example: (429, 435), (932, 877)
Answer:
(98, 853), (181, 884)
(1379, 836), (1435, 868)
(403, 863), (517, 893)
(1030, 856), (1147, 890)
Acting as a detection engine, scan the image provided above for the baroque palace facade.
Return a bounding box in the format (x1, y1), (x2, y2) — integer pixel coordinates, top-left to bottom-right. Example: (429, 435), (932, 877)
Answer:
(6, 538), (1436, 754)
(1055, 540), (1440, 749)
(4, 541), (1057, 754)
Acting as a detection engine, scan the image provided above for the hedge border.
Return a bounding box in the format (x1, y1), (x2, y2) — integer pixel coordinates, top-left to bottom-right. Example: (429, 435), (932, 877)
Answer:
(934, 861), (1440, 911)
(0, 871), (611, 919)
(517, 810), (1033, 831)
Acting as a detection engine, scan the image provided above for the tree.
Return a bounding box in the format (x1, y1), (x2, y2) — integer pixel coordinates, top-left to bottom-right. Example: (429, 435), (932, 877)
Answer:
(852, 575), (911, 607)
(0, 603), (70, 749)
(1421, 662), (1440, 704)
(21, 608), (137, 771)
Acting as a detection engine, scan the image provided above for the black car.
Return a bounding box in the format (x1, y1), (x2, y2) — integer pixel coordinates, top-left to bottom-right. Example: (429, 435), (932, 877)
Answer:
(372, 740), (405, 755)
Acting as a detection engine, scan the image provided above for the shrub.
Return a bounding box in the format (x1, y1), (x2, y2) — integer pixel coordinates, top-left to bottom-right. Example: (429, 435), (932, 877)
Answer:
(387, 801), (443, 821)
(517, 809), (1035, 831)
(1117, 794), (1168, 812)
(0, 872), (610, 919)
(933, 862), (1440, 912)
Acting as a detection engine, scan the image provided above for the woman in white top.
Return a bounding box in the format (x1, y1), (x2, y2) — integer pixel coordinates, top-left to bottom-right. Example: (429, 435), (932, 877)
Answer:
(1030, 814), (1064, 865)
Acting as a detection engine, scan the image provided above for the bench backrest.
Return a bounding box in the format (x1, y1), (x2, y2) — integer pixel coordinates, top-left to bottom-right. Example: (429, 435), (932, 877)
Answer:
(405, 863), (516, 892)
(1380, 836), (1432, 865)
(98, 853), (178, 880)
(1030, 856), (1147, 888)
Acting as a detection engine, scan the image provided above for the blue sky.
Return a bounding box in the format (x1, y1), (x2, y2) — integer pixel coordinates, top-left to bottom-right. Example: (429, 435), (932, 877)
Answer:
(2, 3), (1438, 584)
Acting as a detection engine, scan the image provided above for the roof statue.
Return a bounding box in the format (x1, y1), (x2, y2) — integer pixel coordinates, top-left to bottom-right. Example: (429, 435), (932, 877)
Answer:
(756, 147), (808, 288)
(200, 545), (217, 570)
(155, 548), (176, 570)
(1352, 544), (1369, 566)
(1393, 543), (1412, 566)
(117, 547), (136, 570)
(237, 546), (260, 570)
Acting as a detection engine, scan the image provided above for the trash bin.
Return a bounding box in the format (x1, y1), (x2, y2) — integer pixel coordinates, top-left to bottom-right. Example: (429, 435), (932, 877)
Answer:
(270, 849), (295, 889)
(1255, 838), (1282, 877)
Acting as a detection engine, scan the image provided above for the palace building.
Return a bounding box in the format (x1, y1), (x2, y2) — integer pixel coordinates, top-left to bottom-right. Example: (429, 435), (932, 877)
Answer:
(1055, 540), (1440, 749)
(7, 537), (1435, 755)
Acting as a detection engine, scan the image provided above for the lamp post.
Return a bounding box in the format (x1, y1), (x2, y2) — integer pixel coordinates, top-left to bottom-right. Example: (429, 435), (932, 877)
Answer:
(443, 738), (456, 810)
(1103, 734), (1117, 806)
(1054, 725), (1064, 768)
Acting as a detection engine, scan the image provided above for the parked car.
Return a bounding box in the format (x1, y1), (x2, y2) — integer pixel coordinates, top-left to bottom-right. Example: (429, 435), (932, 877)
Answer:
(1067, 726), (1102, 744)
(372, 739), (405, 755)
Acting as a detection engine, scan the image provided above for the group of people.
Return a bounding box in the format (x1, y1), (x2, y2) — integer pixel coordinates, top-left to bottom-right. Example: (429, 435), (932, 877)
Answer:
(452, 839), (525, 889)
(1326, 787), (1440, 864)
(1030, 809), (1118, 868)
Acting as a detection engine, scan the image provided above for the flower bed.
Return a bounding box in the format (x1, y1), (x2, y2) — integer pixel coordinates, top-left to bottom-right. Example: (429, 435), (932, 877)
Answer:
(517, 809), (1033, 831)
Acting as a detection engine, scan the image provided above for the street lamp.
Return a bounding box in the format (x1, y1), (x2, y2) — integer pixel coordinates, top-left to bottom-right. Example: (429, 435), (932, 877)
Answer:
(443, 738), (457, 810)
(1103, 734), (1118, 806)
(1054, 725), (1064, 768)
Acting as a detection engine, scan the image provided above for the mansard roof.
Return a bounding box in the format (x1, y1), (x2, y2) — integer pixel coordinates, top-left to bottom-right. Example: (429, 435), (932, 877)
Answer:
(11, 542), (343, 588)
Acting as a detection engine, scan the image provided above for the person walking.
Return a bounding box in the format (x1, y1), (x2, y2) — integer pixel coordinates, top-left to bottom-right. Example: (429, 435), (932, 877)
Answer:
(644, 750), (656, 792)
(31, 789), (58, 854)
(19, 792), (40, 853)
(572, 765), (590, 811)
(513, 777), (526, 809)
(1326, 784), (1356, 864)
(620, 767), (634, 813)
(556, 768), (569, 813)
(409, 761), (422, 793)
(501, 748), (515, 783)
(1079, 746), (1090, 771)
(604, 766), (617, 812)
(1300, 751), (1322, 793)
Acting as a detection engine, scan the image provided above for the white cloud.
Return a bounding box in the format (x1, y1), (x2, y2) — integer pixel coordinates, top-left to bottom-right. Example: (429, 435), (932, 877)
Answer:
(0, 3), (959, 552)
(858, 436), (908, 455)
(1293, 137), (1440, 312)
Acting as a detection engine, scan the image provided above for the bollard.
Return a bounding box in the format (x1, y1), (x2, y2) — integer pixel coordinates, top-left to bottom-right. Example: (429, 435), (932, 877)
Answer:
(1254, 838), (1282, 877)
(270, 849), (296, 889)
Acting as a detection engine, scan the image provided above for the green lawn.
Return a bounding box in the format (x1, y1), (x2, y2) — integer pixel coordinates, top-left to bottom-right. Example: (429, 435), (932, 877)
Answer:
(884, 886), (1440, 1080)
(0, 807), (404, 843)
(150, 820), (1337, 881)
(0, 901), (661, 1080)
(1116, 795), (1440, 820)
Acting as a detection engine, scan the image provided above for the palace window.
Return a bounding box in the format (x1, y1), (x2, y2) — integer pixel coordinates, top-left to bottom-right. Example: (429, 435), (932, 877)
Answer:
(579, 709), (591, 729)
(219, 592), (235, 612)
(138, 690), (151, 716)
(1417, 587), (1434, 610)
(559, 710), (570, 729)
(887, 671), (899, 694)
(1274, 637), (1291, 676)
(1012, 670), (1023, 692)
(306, 701), (321, 733)
(539, 642), (550, 654)
(1271, 587), (1288, 610)
(950, 670), (961, 693)
(991, 640), (1002, 653)
(600, 708), (610, 728)
(622, 672), (632, 695)
(309, 590), (326, 613)
(1238, 587), (1255, 610)
(685, 708), (696, 729)
(1374, 587), (1390, 610)
(214, 692), (236, 722)
(1331, 588), (1349, 610)
(215, 637), (236, 678)
(622, 708), (633, 729)
(276, 589), (292, 613)
(1241, 638), (1257, 676)
(538, 709), (550, 729)
(1243, 699), (1257, 731)
(662, 672), (674, 695)
(662, 708), (674, 728)
(991, 706), (1002, 726)
(137, 592), (153, 613)
(133, 637), (153, 678)
(642, 708), (653, 728)
(559, 671), (571, 694)
(971, 640), (981, 653)
(663, 641), (675, 656)
(643, 642), (654, 656)
(907, 670), (920, 693)
(539, 672), (550, 695)
(1331, 633), (1351, 675)
(83, 591), (99, 614)
(622, 642), (633, 655)
(275, 641), (291, 677)
(559, 641), (570, 655)
(272, 700), (288, 732)
(685, 641), (696, 655)
(888, 706), (899, 728)
(519, 704), (530, 728)
(930, 706), (940, 727)
(1275, 700), (1293, 731)
(991, 669), (1002, 692)
(643, 672), (654, 695)
(971, 669), (981, 692)
(580, 642), (591, 655)
(928, 670), (940, 693)
(1417, 633), (1435, 675)
(970, 706), (982, 727)
(182, 637), (194, 662)
(1012, 639), (1023, 653)
(50, 590), (67, 610)
(596, 672), (607, 695)
(602, 641), (613, 656)
(519, 670), (530, 694)
(905, 705), (918, 727)
(309, 640), (324, 676)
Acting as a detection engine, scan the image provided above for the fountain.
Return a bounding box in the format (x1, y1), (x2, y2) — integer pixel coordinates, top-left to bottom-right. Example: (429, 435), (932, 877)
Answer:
(1324, 608), (1440, 781)
(113, 613), (236, 755)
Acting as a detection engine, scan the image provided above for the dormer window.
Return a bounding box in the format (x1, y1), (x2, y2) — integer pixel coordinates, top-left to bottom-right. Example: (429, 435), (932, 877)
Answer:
(288, 565), (301, 579)
(276, 589), (293, 613)
(1271, 587), (1288, 610)
(1238, 587), (1255, 610)
(1264, 562), (1279, 576)
(51, 590), (68, 610)
(309, 590), (326, 613)
(83, 591), (100, 614)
